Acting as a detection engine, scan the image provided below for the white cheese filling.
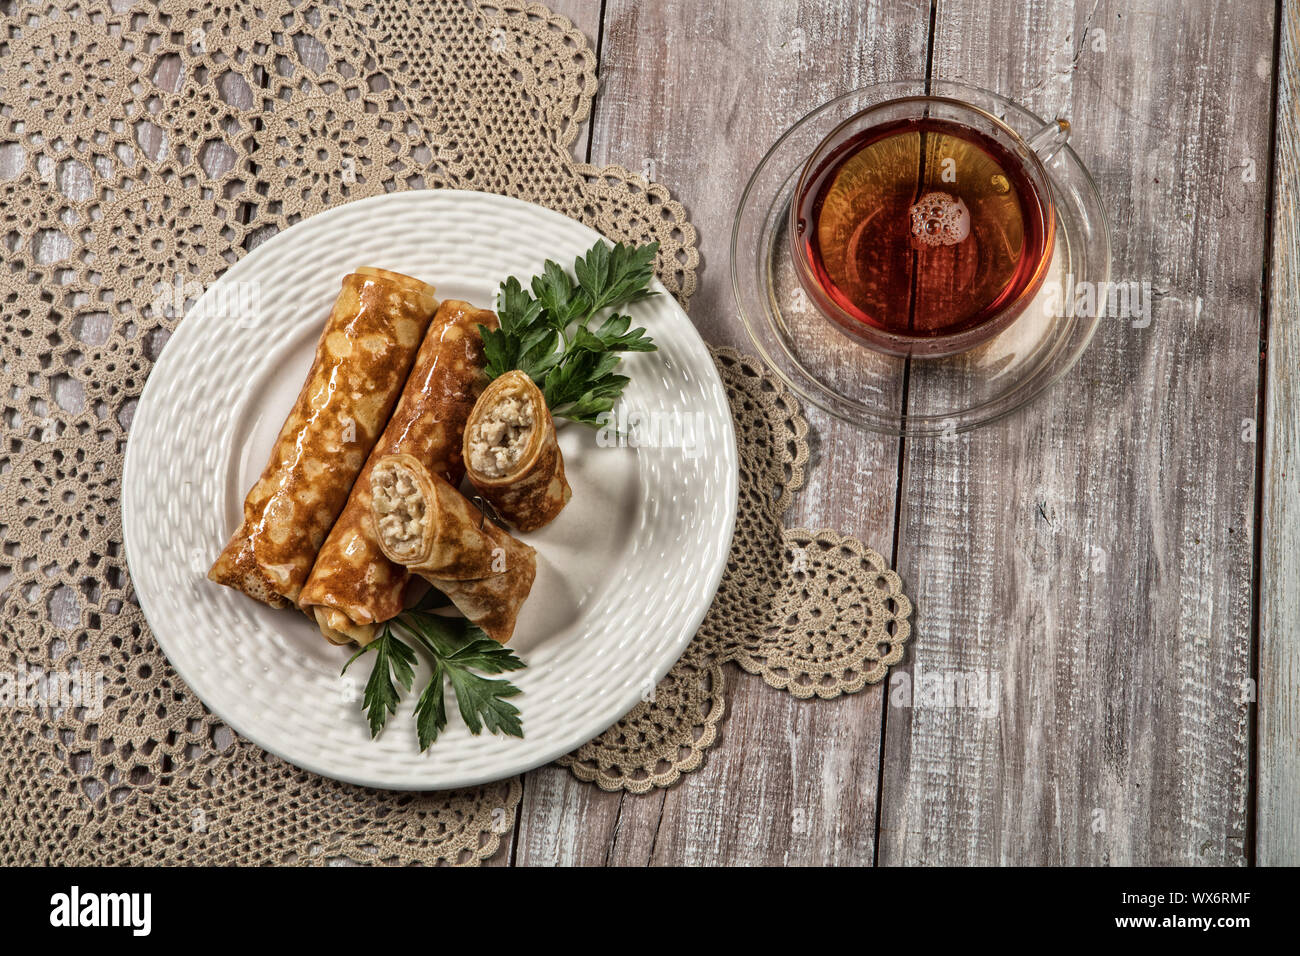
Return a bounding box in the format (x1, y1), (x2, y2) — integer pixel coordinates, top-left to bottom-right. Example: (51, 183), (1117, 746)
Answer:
(468, 392), (534, 478)
(371, 461), (426, 560)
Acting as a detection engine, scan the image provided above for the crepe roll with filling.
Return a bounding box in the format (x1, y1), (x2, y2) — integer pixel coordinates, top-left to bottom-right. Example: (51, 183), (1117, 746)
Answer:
(208, 268), (437, 608)
(462, 369), (571, 532)
(299, 300), (496, 646)
(369, 453), (536, 644)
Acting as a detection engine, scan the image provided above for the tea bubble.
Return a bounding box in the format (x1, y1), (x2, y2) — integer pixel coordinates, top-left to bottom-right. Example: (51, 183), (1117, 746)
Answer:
(909, 191), (970, 247)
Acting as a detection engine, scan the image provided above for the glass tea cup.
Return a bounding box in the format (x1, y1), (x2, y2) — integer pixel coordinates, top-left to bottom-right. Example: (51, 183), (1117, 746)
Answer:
(788, 96), (1069, 358)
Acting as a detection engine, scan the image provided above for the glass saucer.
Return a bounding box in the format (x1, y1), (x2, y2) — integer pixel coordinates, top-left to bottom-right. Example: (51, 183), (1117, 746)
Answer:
(730, 79), (1112, 437)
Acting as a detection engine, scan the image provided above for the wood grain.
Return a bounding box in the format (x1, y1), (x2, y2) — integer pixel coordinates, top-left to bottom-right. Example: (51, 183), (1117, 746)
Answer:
(513, 0), (930, 866)
(1259, 0), (1299, 868)
(878, 0), (1272, 865)
(541, 0), (604, 161)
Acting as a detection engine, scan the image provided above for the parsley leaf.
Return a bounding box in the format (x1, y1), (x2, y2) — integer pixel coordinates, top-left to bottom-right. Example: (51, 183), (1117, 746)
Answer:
(343, 610), (527, 752)
(575, 241), (659, 315)
(403, 612), (527, 676)
(342, 626), (417, 739)
(412, 656), (446, 753)
(446, 665), (523, 737)
(344, 612), (527, 750)
(401, 611), (525, 749)
(483, 240), (659, 425)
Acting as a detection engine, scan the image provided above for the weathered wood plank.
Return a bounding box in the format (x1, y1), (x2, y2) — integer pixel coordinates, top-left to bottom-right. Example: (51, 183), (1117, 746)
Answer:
(1258, 0), (1299, 868)
(538, 0), (604, 161)
(878, 0), (1272, 865)
(514, 0), (930, 866)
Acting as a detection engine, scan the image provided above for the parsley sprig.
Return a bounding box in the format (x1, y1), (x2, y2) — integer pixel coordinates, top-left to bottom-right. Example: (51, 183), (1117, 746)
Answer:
(480, 240), (660, 425)
(342, 610), (525, 751)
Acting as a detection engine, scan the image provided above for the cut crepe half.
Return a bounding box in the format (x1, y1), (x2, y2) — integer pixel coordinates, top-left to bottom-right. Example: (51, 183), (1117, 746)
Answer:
(462, 369), (571, 532)
(369, 452), (536, 644)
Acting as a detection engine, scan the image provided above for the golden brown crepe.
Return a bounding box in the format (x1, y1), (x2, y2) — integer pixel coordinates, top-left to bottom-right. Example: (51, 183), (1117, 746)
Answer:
(462, 369), (571, 532)
(369, 452), (536, 644)
(208, 268), (438, 608)
(299, 300), (497, 646)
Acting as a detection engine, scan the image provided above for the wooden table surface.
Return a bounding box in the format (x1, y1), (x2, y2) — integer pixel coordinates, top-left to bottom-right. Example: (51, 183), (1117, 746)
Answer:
(490, 0), (1297, 867)
(21, 0), (1292, 866)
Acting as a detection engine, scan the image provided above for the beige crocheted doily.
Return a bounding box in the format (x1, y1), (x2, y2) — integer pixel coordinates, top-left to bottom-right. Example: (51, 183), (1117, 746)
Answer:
(0, 1), (910, 864)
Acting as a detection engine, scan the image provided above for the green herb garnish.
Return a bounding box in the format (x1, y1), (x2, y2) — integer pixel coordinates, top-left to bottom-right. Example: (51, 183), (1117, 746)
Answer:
(341, 610), (526, 751)
(480, 240), (660, 425)
(342, 626), (416, 738)
(401, 611), (525, 749)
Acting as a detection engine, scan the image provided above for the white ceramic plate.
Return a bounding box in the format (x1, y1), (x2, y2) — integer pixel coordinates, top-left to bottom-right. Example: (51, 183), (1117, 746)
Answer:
(123, 190), (737, 790)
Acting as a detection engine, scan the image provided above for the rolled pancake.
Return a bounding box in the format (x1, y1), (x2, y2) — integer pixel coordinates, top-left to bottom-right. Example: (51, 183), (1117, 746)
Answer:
(208, 268), (437, 608)
(369, 453), (536, 644)
(462, 369), (571, 532)
(299, 300), (496, 646)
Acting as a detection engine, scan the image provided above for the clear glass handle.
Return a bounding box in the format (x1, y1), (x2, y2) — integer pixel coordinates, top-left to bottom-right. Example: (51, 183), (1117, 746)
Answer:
(1025, 118), (1070, 164)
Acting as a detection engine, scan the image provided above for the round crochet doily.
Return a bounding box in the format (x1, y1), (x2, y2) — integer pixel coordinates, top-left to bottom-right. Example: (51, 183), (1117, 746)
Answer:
(0, 0), (911, 864)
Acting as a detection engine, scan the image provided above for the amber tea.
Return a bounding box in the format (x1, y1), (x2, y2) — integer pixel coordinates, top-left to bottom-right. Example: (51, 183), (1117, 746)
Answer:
(793, 115), (1054, 347)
